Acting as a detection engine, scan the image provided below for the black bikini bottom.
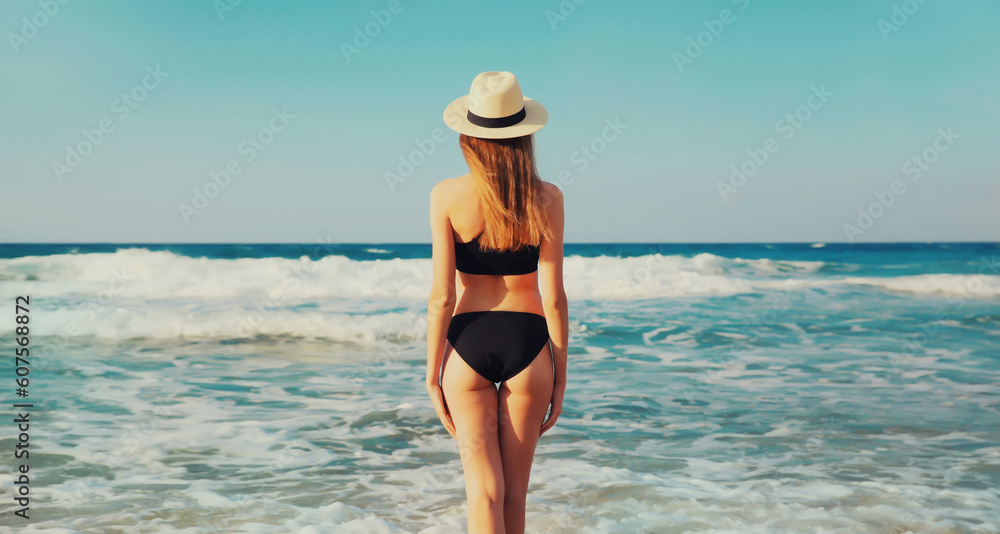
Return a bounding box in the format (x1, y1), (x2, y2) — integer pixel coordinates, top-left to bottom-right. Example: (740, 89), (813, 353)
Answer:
(446, 311), (550, 384)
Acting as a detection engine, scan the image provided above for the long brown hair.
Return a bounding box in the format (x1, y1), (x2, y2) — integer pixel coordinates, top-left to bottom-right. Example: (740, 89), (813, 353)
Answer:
(459, 133), (553, 252)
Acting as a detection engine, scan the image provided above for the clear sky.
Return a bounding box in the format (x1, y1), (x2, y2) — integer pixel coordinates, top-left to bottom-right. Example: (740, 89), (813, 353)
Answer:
(2, 0), (998, 243)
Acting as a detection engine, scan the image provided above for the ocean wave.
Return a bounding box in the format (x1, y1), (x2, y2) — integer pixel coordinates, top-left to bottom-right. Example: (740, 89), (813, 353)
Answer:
(1, 249), (997, 301)
(2, 249), (999, 340)
(0, 248), (826, 298)
(24, 305), (429, 344)
(839, 274), (1000, 298)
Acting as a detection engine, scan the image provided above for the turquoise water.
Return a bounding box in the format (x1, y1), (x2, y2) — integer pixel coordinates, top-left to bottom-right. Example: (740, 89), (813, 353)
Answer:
(1, 242), (998, 533)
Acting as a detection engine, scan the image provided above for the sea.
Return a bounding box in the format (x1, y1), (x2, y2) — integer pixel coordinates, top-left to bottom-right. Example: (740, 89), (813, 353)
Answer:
(0, 242), (998, 534)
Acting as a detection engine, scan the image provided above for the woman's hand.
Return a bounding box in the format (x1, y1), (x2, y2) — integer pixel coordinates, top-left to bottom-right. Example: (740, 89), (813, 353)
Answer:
(539, 383), (564, 436)
(426, 382), (457, 439)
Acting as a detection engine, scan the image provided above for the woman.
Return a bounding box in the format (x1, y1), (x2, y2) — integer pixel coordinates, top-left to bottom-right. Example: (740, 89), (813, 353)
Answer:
(425, 71), (569, 534)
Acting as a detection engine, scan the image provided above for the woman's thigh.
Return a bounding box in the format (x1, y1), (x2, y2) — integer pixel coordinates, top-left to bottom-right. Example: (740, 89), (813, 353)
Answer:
(441, 342), (505, 494)
(497, 341), (553, 493)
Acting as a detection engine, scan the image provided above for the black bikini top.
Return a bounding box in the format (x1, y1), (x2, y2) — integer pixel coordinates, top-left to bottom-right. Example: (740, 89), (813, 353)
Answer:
(454, 230), (540, 275)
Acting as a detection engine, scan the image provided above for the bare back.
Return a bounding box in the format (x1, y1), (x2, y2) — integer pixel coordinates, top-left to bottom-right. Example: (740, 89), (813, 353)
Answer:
(444, 173), (565, 317)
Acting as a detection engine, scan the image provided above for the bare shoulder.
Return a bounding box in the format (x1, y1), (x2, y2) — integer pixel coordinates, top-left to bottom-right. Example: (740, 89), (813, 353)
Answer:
(537, 180), (564, 210)
(539, 180), (563, 198)
(431, 174), (472, 198)
(429, 176), (456, 205)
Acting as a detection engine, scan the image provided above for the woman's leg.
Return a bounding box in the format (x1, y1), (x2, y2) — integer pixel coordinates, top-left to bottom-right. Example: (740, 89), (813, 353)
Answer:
(441, 341), (506, 533)
(497, 340), (553, 534)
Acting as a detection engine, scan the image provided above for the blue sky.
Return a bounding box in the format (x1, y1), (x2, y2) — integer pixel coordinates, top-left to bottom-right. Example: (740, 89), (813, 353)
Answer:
(2, 0), (998, 243)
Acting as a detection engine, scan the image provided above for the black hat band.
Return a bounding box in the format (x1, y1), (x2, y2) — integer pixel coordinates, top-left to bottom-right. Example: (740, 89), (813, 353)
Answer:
(467, 106), (526, 128)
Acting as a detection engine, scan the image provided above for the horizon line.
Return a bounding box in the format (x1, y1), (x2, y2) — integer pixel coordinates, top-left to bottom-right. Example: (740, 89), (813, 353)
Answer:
(2, 241), (998, 246)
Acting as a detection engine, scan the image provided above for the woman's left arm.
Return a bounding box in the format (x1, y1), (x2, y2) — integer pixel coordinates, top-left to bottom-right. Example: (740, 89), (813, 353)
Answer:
(426, 183), (457, 437)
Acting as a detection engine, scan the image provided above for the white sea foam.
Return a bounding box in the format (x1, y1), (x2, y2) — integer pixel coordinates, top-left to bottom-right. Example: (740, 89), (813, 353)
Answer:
(4, 249), (996, 299)
(3, 249), (999, 341)
(28, 304), (429, 343)
(20, 284), (1000, 533)
(0, 248), (431, 300)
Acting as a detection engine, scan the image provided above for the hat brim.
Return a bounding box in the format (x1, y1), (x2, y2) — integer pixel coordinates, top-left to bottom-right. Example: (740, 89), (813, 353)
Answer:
(443, 96), (547, 139)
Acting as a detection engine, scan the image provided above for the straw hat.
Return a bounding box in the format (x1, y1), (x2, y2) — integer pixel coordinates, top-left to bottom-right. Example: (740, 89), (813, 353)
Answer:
(443, 71), (547, 139)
